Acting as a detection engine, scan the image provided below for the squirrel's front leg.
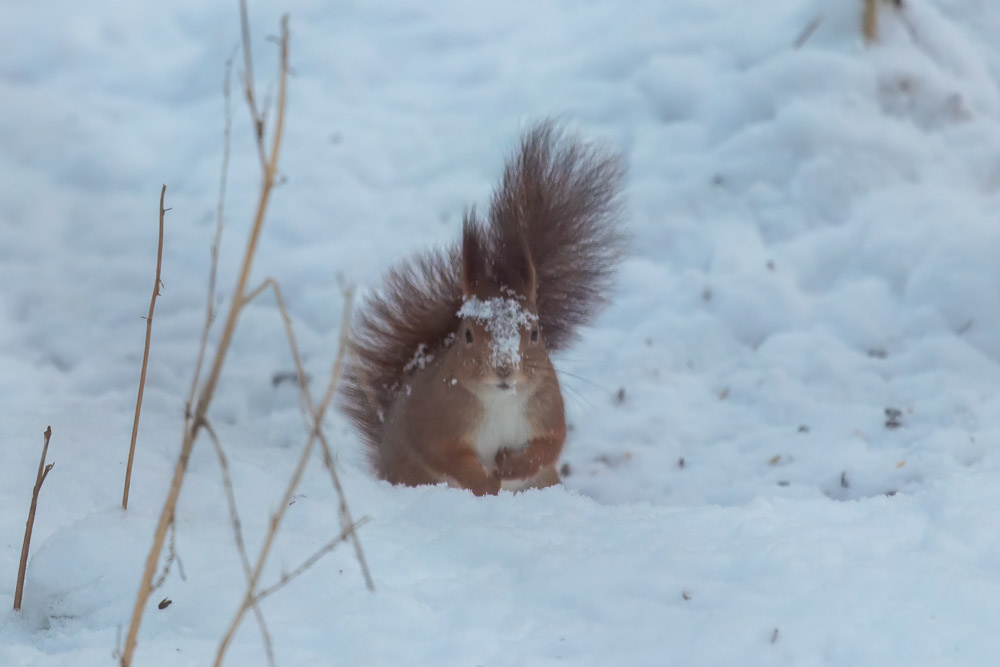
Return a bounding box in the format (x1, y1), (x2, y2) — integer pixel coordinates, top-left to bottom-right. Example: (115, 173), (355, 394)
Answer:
(495, 431), (564, 481)
(421, 441), (502, 496)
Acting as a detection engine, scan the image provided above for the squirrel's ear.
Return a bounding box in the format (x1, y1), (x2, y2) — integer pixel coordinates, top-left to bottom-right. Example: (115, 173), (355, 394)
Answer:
(461, 213), (487, 299)
(496, 224), (537, 303)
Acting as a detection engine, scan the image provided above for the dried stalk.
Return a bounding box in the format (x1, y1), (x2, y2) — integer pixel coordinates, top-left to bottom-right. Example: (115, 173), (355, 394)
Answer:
(254, 517), (369, 603)
(315, 410), (375, 591)
(239, 0), (268, 170)
(119, 15), (290, 667)
(186, 53), (236, 423)
(212, 405), (312, 667)
(863, 0), (904, 44)
(151, 521), (185, 591)
(278, 285), (374, 590)
(195, 15), (288, 421)
(246, 280), (372, 590)
(793, 16), (823, 49)
(14, 426), (54, 611)
(204, 419), (275, 667)
(123, 186), (167, 511)
(862, 0), (879, 43)
(213, 283), (366, 666)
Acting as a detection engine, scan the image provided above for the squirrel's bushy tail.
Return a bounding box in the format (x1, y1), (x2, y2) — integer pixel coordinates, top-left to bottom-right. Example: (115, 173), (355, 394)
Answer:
(339, 247), (464, 466)
(340, 121), (625, 462)
(489, 121), (625, 351)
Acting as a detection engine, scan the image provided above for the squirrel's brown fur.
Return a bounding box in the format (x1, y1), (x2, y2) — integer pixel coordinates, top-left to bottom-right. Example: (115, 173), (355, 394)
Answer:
(340, 121), (624, 489)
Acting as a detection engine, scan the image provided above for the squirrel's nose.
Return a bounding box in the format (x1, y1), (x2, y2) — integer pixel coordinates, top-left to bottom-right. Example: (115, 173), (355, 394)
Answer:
(495, 366), (512, 380)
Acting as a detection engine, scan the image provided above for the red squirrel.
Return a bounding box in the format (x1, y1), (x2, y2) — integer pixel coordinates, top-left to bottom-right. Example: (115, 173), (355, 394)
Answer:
(340, 121), (624, 495)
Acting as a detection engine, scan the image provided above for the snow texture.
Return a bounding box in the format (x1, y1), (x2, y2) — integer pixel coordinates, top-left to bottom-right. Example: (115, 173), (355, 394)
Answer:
(4, 0), (1000, 665)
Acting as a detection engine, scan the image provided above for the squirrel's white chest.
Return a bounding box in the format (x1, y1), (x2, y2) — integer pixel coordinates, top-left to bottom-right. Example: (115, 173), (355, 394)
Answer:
(472, 391), (532, 467)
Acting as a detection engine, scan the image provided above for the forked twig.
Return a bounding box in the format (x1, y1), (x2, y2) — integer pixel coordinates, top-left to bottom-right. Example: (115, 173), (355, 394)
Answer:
(14, 426), (54, 611)
(120, 15), (290, 667)
(151, 521), (186, 591)
(194, 13), (289, 420)
(254, 517), (370, 603)
(123, 186), (168, 511)
(314, 404), (374, 592)
(266, 283), (374, 590)
(123, 10), (370, 665)
(246, 279), (372, 590)
(204, 419), (275, 667)
(214, 284), (368, 666)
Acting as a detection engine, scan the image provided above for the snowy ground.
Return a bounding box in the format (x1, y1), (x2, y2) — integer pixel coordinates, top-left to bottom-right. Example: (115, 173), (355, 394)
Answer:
(3, 0), (1000, 665)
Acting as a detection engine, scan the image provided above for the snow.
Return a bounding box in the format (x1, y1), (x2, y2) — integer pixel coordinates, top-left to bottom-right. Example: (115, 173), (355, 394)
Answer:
(403, 343), (434, 373)
(3, 0), (1000, 665)
(458, 296), (538, 367)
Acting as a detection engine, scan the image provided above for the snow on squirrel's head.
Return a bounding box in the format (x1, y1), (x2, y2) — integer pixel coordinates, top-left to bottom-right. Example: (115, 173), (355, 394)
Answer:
(455, 215), (544, 393)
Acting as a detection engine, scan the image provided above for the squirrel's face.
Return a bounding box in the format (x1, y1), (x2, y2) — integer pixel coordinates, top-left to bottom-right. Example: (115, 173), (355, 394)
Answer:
(457, 212), (547, 394)
(456, 295), (547, 395)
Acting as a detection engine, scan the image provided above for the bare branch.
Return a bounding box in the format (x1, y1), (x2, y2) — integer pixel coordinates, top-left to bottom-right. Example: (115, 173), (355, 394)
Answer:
(243, 278), (271, 305)
(245, 281), (372, 590)
(124, 12), (368, 665)
(214, 424), (315, 666)
(863, 0), (904, 45)
(123, 185), (167, 511)
(194, 13), (289, 422)
(187, 50), (237, 423)
(315, 428), (375, 591)
(151, 521), (178, 592)
(862, 0), (879, 43)
(793, 15), (823, 49)
(203, 419), (275, 667)
(310, 288), (375, 591)
(239, 0), (268, 170)
(254, 518), (370, 603)
(14, 426), (54, 611)
(214, 283), (368, 666)
(120, 16), (291, 667)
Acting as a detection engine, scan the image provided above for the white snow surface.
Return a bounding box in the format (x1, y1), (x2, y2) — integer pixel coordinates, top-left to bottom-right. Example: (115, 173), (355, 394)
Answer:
(4, 1), (1000, 665)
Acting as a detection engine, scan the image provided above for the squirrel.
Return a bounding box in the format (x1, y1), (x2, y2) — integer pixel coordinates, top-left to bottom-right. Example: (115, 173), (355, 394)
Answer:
(339, 120), (625, 495)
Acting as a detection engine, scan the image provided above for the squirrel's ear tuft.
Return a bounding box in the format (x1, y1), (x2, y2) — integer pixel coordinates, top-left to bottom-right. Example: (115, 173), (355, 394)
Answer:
(495, 225), (536, 303)
(461, 211), (488, 299)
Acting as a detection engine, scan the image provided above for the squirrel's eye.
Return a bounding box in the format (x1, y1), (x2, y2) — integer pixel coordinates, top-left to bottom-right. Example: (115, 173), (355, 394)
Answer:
(530, 329), (539, 342)
(465, 328), (474, 344)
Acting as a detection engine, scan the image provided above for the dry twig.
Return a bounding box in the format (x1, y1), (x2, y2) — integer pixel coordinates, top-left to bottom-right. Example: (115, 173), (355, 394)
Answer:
(123, 186), (168, 511)
(254, 517), (370, 603)
(793, 15), (823, 49)
(214, 284), (368, 666)
(239, 0), (268, 170)
(119, 14), (290, 667)
(123, 9), (370, 664)
(186, 52), (237, 424)
(151, 522), (176, 592)
(194, 15), (289, 418)
(204, 419), (275, 666)
(151, 521), (186, 591)
(14, 426), (55, 611)
(246, 280), (372, 589)
(863, 0), (879, 43)
(863, 0), (905, 44)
